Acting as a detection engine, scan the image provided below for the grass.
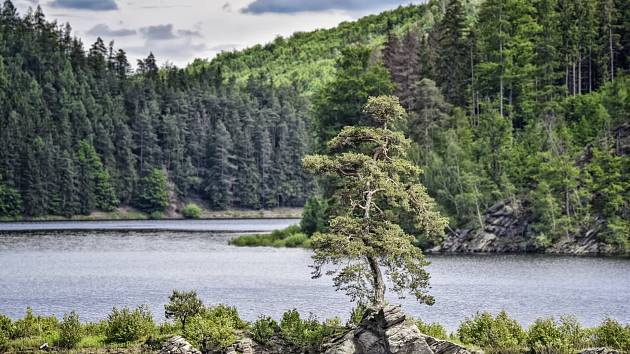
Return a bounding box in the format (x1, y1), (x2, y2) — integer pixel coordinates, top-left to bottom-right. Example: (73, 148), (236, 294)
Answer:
(230, 225), (311, 248)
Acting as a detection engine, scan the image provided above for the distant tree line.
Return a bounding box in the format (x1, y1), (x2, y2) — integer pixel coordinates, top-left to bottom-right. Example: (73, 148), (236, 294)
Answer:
(0, 0), (311, 217)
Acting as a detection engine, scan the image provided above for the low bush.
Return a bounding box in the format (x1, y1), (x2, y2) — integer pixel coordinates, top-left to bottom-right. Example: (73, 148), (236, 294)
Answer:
(105, 305), (155, 343)
(0, 315), (11, 350)
(57, 311), (82, 349)
(279, 309), (342, 350)
(82, 320), (107, 337)
(347, 304), (367, 327)
(150, 211), (164, 220)
(457, 311), (527, 353)
(182, 203), (202, 219)
(183, 305), (246, 351)
(593, 318), (630, 351)
(250, 316), (279, 345)
(284, 233), (309, 247)
(12, 308), (58, 339)
(230, 225), (310, 248)
(417, 319), (448, 340)
(527, 316), (590, 354)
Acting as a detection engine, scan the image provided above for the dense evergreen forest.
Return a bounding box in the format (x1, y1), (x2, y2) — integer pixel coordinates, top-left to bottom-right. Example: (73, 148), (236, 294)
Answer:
(0, 0), (317, 217)
(374, 0), (630, 249)
(0, 0), (629, 251)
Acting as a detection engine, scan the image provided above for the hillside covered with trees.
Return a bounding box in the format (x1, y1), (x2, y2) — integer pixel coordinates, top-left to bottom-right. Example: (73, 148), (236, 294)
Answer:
(0, 0), (628, 252)
(0, 1), (435, 219)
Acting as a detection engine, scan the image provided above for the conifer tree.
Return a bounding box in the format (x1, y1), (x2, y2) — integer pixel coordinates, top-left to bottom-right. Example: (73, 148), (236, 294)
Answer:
(136, 168), (169, 213)
(303, 96), (447, 307)
(435, 0), (470, 106)
(206, 120), (235, 210)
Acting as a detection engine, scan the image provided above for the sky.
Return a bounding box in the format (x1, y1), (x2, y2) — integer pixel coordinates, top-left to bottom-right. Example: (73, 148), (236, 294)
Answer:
(13, 0), (424, 67)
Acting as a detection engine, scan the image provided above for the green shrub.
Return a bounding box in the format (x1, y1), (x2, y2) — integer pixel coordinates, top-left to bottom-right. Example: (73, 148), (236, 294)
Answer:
(182, 203), (202, 219)
(279, 310), (341, 350)
(0, 313), (12, 350)
(57, 311), (82, 349)
(12, 308), (59, 339)
(417, 319), (448, 340)
(105, 305), (155, 343)
(457, 311), (526, 353)
(251, 316), (279, 345)
(527, 318), (573, 353)
(284, 233), (308, 247)
(82, 320), (107, 337)
(150, 211), (164, 219)
(594, 318), (630, 351)
(184, 305), (245, 351)
(347, 304), (367, 327)
(230, 225), (310, 248)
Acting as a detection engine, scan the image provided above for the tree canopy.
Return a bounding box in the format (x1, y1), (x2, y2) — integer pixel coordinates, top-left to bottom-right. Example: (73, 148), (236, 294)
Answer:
(303, 96), (447, 306)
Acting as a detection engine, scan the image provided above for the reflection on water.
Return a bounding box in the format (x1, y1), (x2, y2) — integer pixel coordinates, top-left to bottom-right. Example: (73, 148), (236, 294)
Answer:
(0, 229), (628, 330)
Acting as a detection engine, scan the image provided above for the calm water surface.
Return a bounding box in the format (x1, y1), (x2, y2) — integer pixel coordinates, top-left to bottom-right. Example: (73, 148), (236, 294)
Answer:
(0, 225), (628, 330)
(0, 218), (300, 232)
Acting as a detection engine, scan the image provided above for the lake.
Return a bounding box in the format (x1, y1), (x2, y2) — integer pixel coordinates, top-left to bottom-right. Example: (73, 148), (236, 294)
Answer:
(0, 220), (628, 331)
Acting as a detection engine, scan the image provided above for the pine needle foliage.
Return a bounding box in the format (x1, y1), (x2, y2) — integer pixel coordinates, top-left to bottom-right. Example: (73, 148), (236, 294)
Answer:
(303, 96), (447, 307)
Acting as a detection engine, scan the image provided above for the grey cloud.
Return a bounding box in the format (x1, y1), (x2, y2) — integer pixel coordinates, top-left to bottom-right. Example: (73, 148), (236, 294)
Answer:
(242, 0), (408, 14)
(178, 29), (202, 38)
(221, 2), (231, 12)
(140, 24), (176, 40)
(49, 0), (117, 10)
(87, 23), (136, 37)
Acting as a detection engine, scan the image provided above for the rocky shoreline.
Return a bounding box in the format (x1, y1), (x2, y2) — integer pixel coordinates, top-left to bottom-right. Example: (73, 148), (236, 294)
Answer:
(428, 199), (628, 257)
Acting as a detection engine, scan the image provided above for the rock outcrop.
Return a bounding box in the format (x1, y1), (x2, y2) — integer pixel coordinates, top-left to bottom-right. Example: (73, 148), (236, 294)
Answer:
(430, 199), (625, 256)
(159, 336), (202, 354)
(324, 305), (472, 354)
(430, 199), (536, 254)
(579, 349), (620, 354)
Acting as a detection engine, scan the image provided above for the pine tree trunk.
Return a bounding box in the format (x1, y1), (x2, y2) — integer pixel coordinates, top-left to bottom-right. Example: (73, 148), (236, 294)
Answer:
(608, 9), (615, 82)
(364, 182), (385, 308)
(368, 255), (385, 308)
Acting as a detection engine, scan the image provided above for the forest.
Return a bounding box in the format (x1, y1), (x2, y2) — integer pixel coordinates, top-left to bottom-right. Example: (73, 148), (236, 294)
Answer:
(0, 0), (629, 250)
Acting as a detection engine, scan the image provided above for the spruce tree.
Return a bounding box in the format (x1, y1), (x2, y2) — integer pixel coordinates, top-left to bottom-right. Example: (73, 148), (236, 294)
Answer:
(206, 120), (235, 210)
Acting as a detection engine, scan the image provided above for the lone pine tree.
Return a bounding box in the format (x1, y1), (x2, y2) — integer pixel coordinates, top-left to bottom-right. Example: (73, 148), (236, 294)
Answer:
(303, 96), (447, 307)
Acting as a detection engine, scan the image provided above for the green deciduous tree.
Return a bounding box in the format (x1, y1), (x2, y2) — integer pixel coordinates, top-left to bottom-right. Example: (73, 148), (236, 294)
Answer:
(303, 96), (447, 307)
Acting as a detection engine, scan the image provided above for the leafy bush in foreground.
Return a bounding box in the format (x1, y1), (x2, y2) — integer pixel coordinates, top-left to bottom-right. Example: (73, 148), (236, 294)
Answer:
(12, 308), (58, 339)
(105, 305), (155, 343)
(347, 304), (367, 328)
(594, 318), (630, 352)
(57, 311), (82, 349)
(251, 316), (280, 345)
(457, 311), (527, 353)
(527, 316), (590, 354)
(184, 305), (247, 351)
(417, 319), (448, 340)
(0, 314), (12, 349)
(279, 309), (342, 350)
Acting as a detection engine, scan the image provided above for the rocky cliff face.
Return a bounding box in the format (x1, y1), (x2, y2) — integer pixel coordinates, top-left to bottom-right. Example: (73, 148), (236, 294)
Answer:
(429, 199), (624, 256)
